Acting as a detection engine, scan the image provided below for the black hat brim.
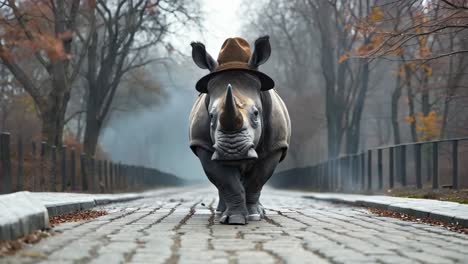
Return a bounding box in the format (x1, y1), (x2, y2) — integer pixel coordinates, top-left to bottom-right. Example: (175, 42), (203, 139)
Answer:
(195, 69), (275, 93)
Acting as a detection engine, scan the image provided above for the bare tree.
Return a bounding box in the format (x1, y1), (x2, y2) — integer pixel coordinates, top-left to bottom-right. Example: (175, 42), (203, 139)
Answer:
(296, 0), (376, 157)
(362, 0), (468, 61)
(82, 0), (199, 156)
(363, 0), (468, 140)
(242, 0), (382, 166)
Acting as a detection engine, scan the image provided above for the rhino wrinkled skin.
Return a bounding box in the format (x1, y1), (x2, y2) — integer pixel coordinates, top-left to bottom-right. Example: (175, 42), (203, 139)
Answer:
(189, 37), (291, 225)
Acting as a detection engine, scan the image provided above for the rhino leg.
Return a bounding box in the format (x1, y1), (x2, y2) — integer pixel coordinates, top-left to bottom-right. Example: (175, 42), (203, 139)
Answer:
(244, 151), (283, 221)
(196, 148), (248, 225)
(216, 190), (226, 214)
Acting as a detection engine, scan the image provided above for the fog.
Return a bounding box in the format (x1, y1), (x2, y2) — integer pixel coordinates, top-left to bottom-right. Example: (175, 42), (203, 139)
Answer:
(99, 62), (201, 181)
(95, 0), (468, 186)
(2, 0), (467, 192)
(99, 0), (246, 181)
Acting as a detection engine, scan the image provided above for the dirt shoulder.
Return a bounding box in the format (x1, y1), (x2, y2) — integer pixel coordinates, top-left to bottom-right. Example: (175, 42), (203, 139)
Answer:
(388, 188), (468, 204)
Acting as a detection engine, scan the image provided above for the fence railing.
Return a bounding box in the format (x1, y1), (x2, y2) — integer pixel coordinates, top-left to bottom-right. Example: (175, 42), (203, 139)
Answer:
(0, 132), (184, 194)
(271, 137), (468, 192)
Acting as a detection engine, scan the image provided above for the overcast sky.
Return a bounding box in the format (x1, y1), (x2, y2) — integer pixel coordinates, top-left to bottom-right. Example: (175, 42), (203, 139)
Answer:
(198, 0), (243, 54)
(169, 0), (244, 56)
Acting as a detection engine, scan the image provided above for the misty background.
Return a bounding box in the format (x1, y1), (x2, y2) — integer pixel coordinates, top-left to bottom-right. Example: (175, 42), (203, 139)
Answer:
(1, 0), (467, 187)
(100, 0), (245, 181)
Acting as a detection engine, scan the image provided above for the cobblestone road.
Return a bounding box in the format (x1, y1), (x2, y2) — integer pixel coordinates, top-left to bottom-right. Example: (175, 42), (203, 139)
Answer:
(3, 187), (468, 264)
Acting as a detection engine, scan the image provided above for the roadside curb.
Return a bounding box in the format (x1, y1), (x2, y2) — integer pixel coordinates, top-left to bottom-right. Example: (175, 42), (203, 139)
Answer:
(0, 192), (143, 241)
(303, 193), (468, 228)
(38, 193), (144, 217)
(0, 192), (48, 241)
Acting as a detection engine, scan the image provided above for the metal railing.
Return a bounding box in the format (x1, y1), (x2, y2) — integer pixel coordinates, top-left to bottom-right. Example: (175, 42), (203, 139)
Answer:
(0, 132), (184, 194)
(271, 137), (468, 192)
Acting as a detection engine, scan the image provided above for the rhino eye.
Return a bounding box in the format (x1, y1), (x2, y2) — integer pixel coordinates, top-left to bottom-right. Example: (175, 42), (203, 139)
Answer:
(252, 107), (259, 119)
(209, 113), (214, 119)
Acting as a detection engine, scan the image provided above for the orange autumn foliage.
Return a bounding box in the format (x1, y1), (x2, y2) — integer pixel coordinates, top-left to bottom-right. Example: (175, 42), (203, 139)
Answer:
(369, 7), (384, 22)
(0, 0), (71, 62)
(405, 111), (442, 141)
(338, 52), (350, 63)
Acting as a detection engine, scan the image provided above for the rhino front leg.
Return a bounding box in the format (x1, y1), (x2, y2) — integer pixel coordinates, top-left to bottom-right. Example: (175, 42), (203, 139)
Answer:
(216, 190), (226, 214)
(244, 151), (283, 221)
(196, 148), (248, 225)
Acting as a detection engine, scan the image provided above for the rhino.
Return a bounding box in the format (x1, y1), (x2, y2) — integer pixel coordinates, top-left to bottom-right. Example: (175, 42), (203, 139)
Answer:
(189, 36), (291, 224)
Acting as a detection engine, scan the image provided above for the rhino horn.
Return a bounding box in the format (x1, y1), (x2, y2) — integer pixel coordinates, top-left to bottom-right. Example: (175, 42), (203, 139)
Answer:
(220, 84), (243, 131)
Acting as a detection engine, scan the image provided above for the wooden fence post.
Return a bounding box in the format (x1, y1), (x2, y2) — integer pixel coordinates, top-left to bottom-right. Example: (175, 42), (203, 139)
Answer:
(80, 154), (88, 191)
(40, 141), (46, 191)
(353, 155), (359, 191)
(17, 136), (24, 191)
(90, 157), (96, 192)
(117, 163), (121, 191)
(432, 142), (439, 189)
(337, 158), (342, 191)
(103, 160), (108, 192)
(400, 145), (406, 186)
(453, 140), (459, 190)
(415, 143), (422, 189)
(131, 166), (136, 189)
(31, 141), (37, 191)
(378, 149), (383, 190)
(109, 162), (114, 192)
(112, 163), (117, 191)
(367, 150), (372, 191)
(70, 148), (76, 191)
(122, 164), (127, 190)
(1, 133), (12, 194)
(98, 159), (103, 192)
(360, 152), (365, 190)
(115, 163), (119, 191)
(60, 145), (67, 191)
(50, 146), (57, 191)
(389, 147), (394, 189)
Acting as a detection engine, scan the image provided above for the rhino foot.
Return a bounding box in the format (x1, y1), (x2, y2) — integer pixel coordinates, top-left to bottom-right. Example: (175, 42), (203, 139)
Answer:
(215, 200), (226, 215)
(219, 208), (248, 225)
(247, 203), (265, 221)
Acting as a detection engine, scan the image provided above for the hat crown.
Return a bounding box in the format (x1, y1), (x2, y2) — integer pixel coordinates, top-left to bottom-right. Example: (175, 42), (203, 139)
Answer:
(191, 36), (275, 93)
(217, 37), (251, 66)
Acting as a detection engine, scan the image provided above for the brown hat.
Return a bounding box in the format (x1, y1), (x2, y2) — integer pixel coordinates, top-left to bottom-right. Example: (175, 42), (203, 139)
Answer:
(191, 36), (274, 93)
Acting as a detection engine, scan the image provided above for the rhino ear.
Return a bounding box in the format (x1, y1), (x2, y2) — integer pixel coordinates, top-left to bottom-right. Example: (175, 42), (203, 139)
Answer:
(191, 42), (218, 72)
(249, 35), (271, 69)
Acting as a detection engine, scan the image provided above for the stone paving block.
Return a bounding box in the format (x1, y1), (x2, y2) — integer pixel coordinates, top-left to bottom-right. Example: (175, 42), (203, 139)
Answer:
(331, 253), (379, 264)
(398, 251), (455, 264)
(377, 255), (420, 264)
(88, 253), (126, 264)
(235, 251), (276, 264)
(47, 245), (92, 261)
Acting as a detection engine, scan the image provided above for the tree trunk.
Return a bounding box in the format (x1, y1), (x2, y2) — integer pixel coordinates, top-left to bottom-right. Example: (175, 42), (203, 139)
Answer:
(391, 67), (402, 144)
(83, 113), (102, 157)
(40, 108), (64, 146)
(403, 64), (417, 142)
(83, 85), (102, 156)
(346, 60), (369, 154)
(406, 87), (418, 142)
(39, 83), (69, 146)
(319, 12), (342, 159)
(1, 108), (7, 131)
(421, 75), (430, 118)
